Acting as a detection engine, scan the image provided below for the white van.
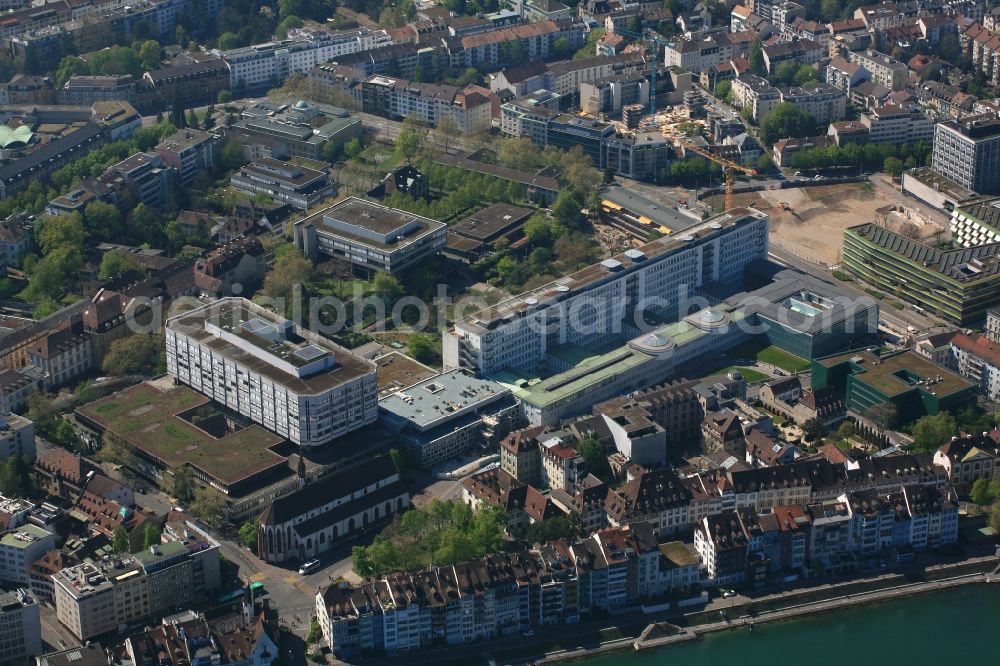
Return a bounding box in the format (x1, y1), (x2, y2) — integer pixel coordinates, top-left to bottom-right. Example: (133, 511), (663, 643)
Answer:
(298, 558), (321, 575)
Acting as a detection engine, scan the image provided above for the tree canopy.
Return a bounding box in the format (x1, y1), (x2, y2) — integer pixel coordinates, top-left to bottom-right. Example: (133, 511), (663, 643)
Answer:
(351, 500), (505, 578)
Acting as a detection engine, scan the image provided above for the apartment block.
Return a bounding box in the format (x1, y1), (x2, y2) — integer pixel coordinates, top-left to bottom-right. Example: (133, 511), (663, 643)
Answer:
(361, 75), (492, 133)
(0, 524), (55, 585)
(53, 539), (219, 641)
(315, 523), (673, 657)
(165, 298), (378, 448)
(932, 115), (1000, 195)
(780, 83), (846, 125)
(859, 104), (934, 145)
(100, 152), (175, 209)
(220, 29), (391, 92)
(153, 129), (221, 186)
(0, 412), (34, 462)
(229, 100), (362, 161)
(847, 50), (909, 91)
(950, 332), (1000, 400)
(0, 588), (40, 664)
(731, 74), (780, 123)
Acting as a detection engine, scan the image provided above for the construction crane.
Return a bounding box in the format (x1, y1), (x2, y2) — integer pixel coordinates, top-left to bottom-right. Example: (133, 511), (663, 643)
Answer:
(675, 138), (758, 211)
(609, 27), (670, 116)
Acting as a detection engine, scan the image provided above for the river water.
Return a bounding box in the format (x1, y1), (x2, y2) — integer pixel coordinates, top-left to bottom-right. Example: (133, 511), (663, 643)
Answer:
(576, 584), (1000, 665)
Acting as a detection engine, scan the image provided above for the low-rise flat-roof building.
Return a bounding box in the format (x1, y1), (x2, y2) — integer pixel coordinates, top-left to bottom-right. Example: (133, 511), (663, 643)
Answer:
(812, 348), (976, 425)
(230, 158), (336, 211)
(379, 370), (520, 467)
(294, 197), (447, 276)
(598, 185), (703, 240)
(444, 203), (534, 263)
(228, 100), (362, 161)
(165, 298), (378, 448)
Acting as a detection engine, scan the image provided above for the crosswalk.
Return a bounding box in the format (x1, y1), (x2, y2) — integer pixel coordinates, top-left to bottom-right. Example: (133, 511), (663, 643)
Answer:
(247, 571), (267, 583)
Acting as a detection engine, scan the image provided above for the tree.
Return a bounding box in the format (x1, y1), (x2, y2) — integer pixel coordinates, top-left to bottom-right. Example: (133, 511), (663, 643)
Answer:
(352, 545), (375, 579)
(98, 249), (144, 280)
(395, 119), (425, 163)
(577, 436), (613, 484)
(112, 525), (129, 553)
(408, 333), (439, 366)
(217, 90), (232, 104)
(138, 40), (162, 71)
(102, 334), (162, 376)
(239, 519), (259, 552)
(142, 522), (162, 550)
(55, 55), (89, 88)
(552, 190), (584, 230)
(760, 103), (817, 146)
(261, 245), (313, 300)
(89, 46), (142, 78)
(373, 273), (403, 304)
(85, 201), (124, 240)
(219, 139), (247, 171)
(910, 412), (958, 452)
(803, 418), (823, 442)
(971, 478), (992, 506)
(865, 403), (898, 434)
(169, 466), (194, 503)
(36, 213), (86, 255)
(190, 486), (227, 526)
(343, 138), (363, 159)
(988, 501), (1000, 534)
(276, 15), (304, 39)
(835, 420), (856, 441)
(0, 456), (35, 498)
(883, 156), (904, 177)
(217, 32), (239, 51)
(749, 37), (766, 76)
(388, 448), (407, 473)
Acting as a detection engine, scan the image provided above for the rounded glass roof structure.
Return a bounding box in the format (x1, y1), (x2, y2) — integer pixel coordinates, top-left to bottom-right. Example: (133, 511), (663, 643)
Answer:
(0, 125), (34, 149)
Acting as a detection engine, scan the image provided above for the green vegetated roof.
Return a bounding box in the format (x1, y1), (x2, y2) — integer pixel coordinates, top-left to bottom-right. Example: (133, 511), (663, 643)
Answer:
(78, 382), (286, 484)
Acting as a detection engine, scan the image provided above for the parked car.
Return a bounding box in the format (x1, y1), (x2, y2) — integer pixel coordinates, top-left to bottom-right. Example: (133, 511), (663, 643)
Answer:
(722, 589), (737, 598)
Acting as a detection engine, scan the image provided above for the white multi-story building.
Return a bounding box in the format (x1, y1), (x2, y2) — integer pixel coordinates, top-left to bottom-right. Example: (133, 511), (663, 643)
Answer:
(950, 332), (1000, 400)
(361, 75), (493, 133)
(846, 50), (909, 91)
(860, 104), (935, 145)
(220, 28), (390, 91)
(165, 298), (378, 448)
(443, 208), (770, 376)
(780, 82), (847, 125)
(0, 412), (34, 462)
(0, 524), (55, 585)
(0, 588), (40, 664)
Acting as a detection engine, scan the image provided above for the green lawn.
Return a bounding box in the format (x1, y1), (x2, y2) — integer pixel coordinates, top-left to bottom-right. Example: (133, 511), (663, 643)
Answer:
(720, 340), (810, 373)
(708, 366), (770, 382)
(756, 346), (811, 373)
